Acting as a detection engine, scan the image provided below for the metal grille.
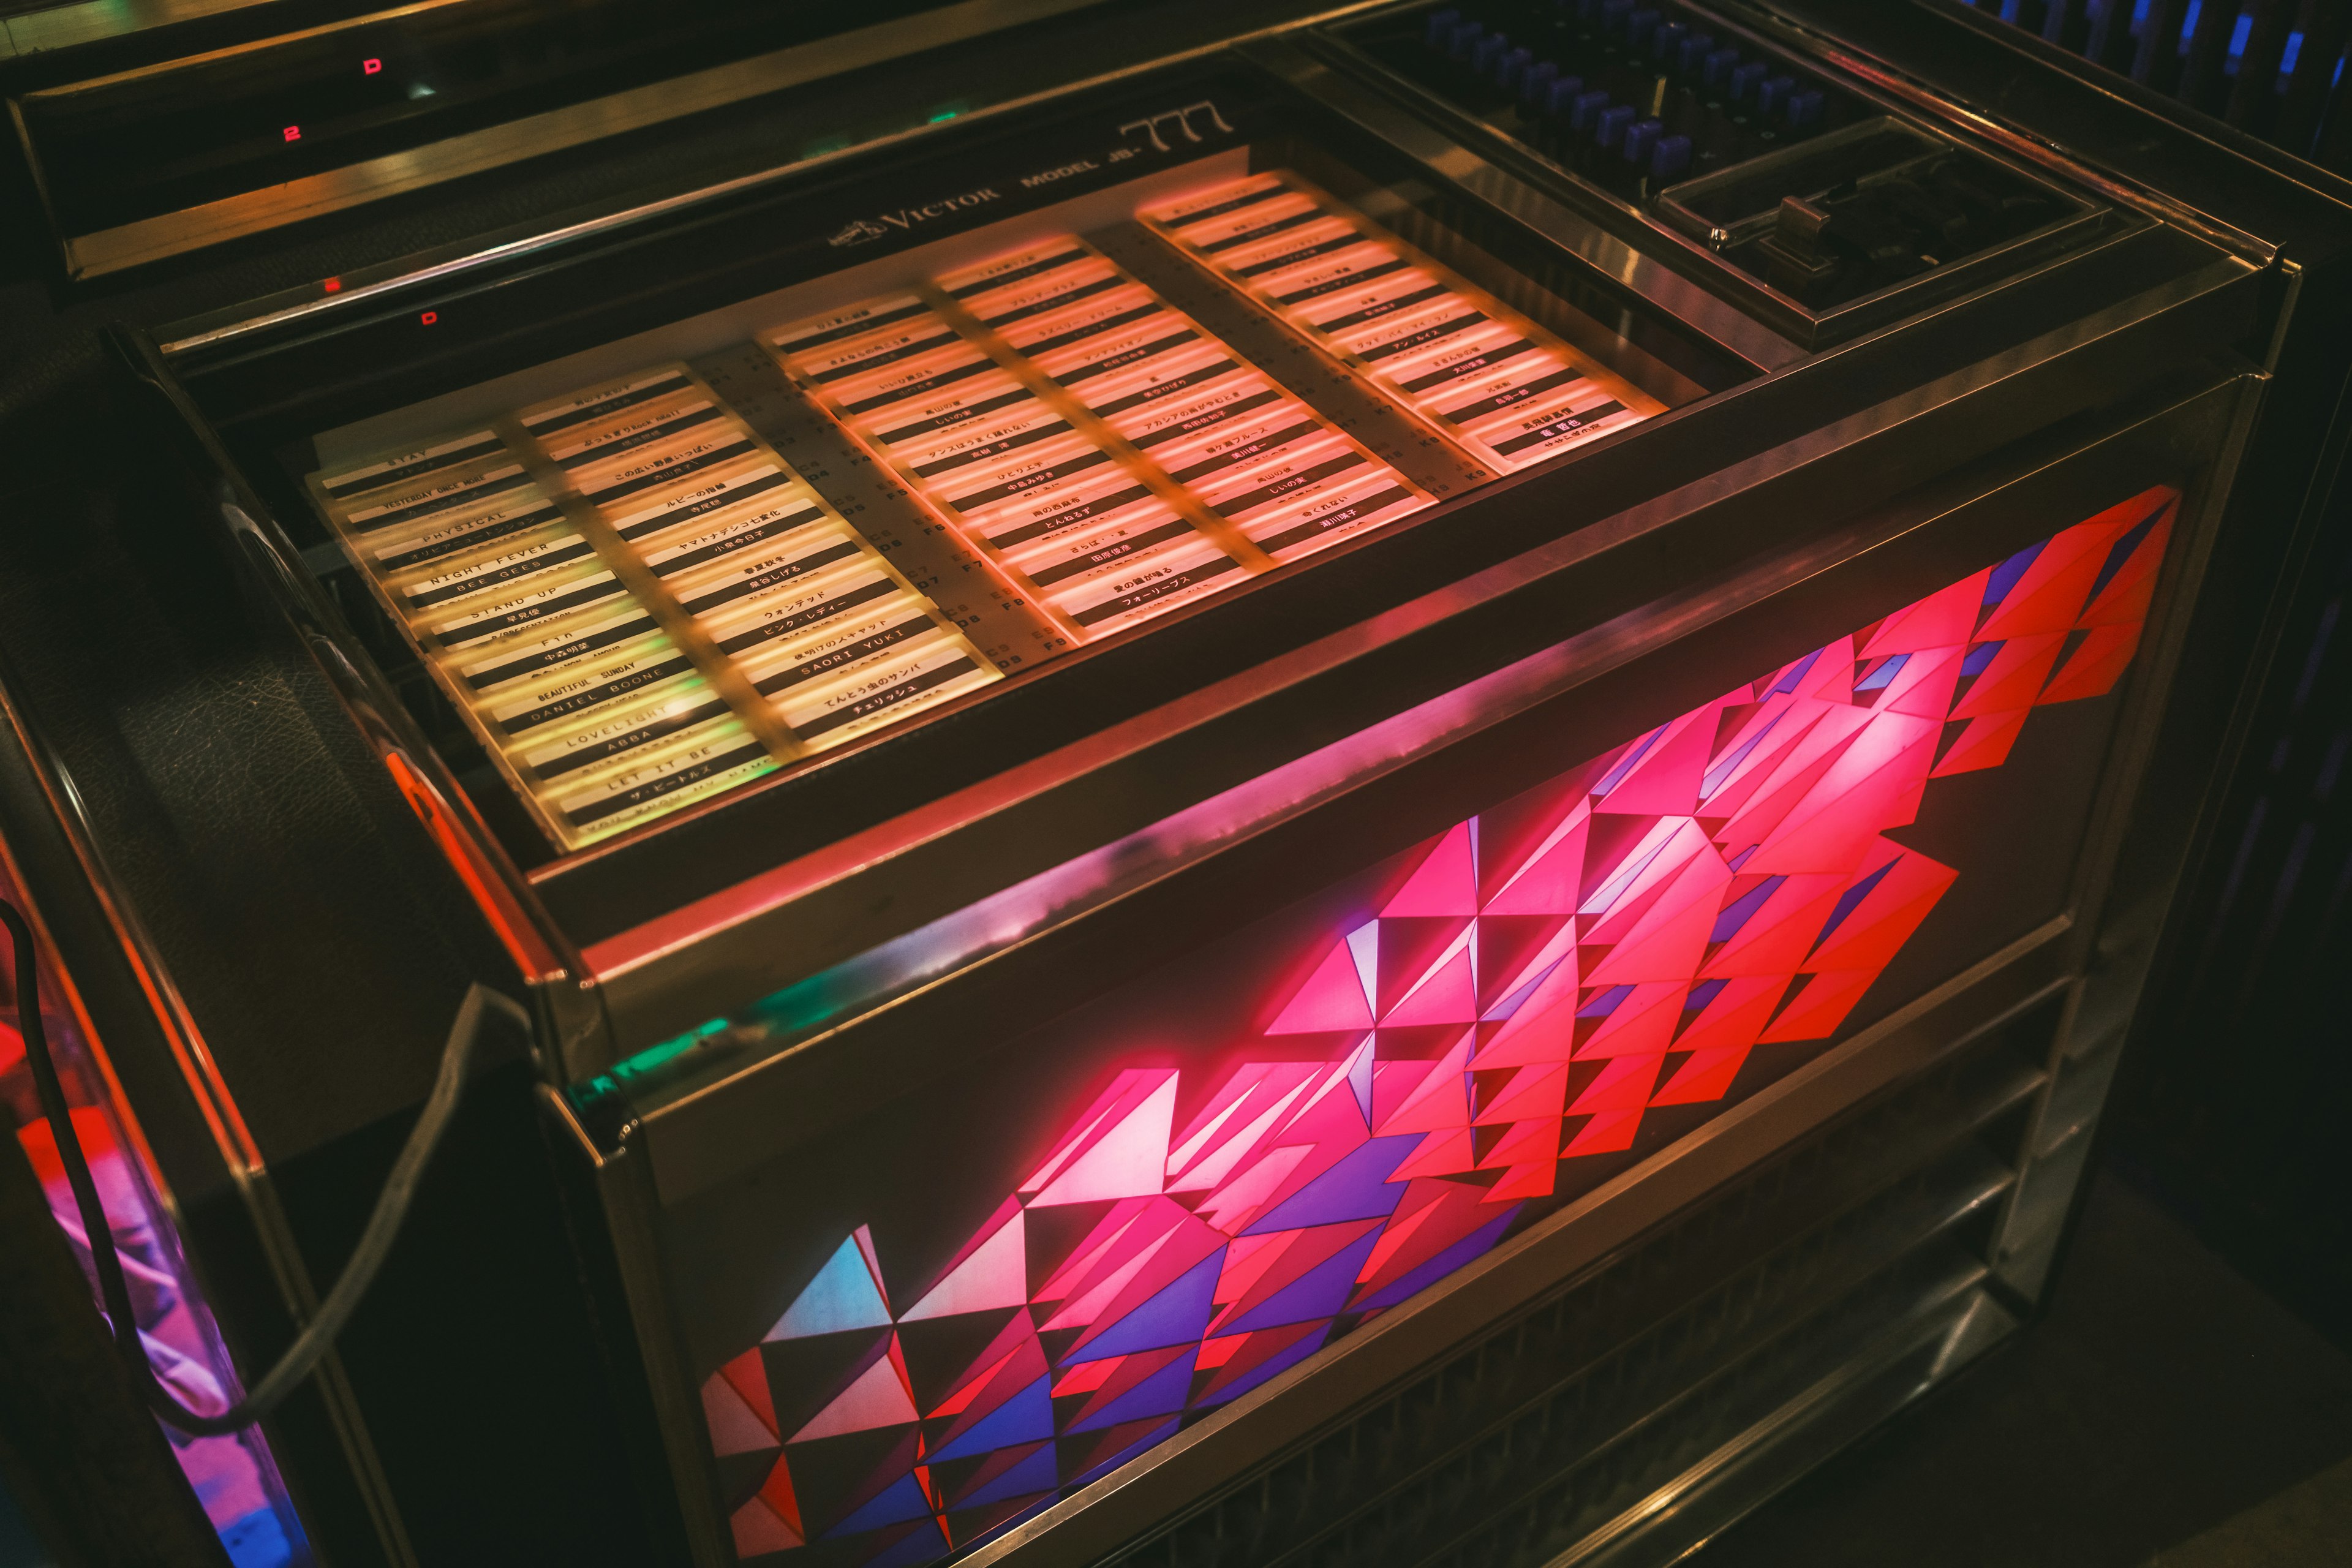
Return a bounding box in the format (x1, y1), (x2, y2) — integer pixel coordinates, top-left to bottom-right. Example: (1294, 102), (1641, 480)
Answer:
(1096, 1006), (2060, 1568)
(1959, 1), (2352, 169)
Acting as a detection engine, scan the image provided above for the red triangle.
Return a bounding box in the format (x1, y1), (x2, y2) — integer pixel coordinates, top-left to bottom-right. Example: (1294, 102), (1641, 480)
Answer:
(1485, 1156), (1561, 1200)
(1389, 1126), (1480, 1178)
(1700, 875), (1847, 978)
(2079, 513), (2171, 627)
(1474, 1060), (1572, 1124)
(1266, 940), (1374, 1034)
(1807, 862), (1957, 974)
(1384, 821), (1478, 916)
(718, 1346), (778, 1441)
(1863, 570), (1991, 657)
(1757, 968), (1879, 1043)
(1568, 1054), (1666, 1115)
(1977, 526), (2113, 639)
(1679, 971), (1790, 1047)
(1950, 633), (2065, 718)
(1929, 710), (2029, 777)
(1649, 1045), (1751, 1106)
(2038, 622), (2144, 704)
(1562, 1108), (1645, 1157)
(1474, 989), (1581, 1067)
(1700, 700), (1825, 821)
(1578, 981), (1690, 1058)
(1476, 1115), (1562, 1167)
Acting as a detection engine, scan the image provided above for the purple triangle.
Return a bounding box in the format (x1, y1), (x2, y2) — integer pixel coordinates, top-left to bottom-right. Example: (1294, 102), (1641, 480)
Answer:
(1222, 1229), (1383, 1334)
(1239, 1136), (1418, 1235)
(1191, 1323), (1334, 1410)
(930, 1374), (1052, 1461)
(959, 1442), (1060, 1509)
(1984, 540), (2047, 607)
(1067, 1417), (1181, 1490)
(1068, 1351), (1197, 1433)
(1064, 1249), (1224, 1363)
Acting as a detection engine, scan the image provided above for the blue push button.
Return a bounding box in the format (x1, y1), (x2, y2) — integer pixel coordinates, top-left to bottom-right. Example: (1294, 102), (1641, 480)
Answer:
(1622, 116), (1662, 165)
(1569, 89), (1612, 134)
(1596, 103), (1635, 148)
(1651, 133), (1694, 180)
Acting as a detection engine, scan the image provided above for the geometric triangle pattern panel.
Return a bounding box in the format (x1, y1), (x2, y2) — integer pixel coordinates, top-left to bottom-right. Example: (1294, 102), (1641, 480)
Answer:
(706, 486), (2176, 1564)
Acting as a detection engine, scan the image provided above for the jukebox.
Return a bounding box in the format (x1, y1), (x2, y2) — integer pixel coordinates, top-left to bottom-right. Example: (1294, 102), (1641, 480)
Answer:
(0, 2), (2345, 1566)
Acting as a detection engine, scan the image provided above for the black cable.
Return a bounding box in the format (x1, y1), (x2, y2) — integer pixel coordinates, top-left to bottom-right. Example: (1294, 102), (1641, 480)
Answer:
(1, 895), (527, 1436)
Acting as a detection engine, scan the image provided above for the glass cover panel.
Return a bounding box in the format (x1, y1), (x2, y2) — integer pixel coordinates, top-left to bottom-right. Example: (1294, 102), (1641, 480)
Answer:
(300, 141), (1692, 855)
(657, 486), (2177, 1566)
(0, 855), (312, 1566)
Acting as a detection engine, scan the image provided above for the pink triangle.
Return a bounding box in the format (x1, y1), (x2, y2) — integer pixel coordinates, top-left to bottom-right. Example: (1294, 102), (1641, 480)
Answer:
(1266, 941), (1375, 1034)
(731, 1493), (804, 1556)
(1863, 570), (1990, 657)
(902, 1204), (1028, 1321)
(1880, 646), (1966, 721)
(1568, 1054), (1665, 1115)
(1483, 803), (1591, 915)
(1385, 821), (1479, 916)
(1929, 709), (2029, 777)
(1581, 848), (1730, 986)
(1597, 708), (1718, 816)
(1382, 937), (1478, 1025)
(1389, 1127), (1480, 1179)
(788, 1344), (916, 1442)
(1031, 1074), (1176, 1205)
(1649, 1046), (1751, 1107)
(1374, 1034), (1473, 1134)
(703, 1367), (780, 1457)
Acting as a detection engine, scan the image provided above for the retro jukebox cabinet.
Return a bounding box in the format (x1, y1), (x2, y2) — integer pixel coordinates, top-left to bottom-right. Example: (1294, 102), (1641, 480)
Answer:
(0, 2), (2345, 1566)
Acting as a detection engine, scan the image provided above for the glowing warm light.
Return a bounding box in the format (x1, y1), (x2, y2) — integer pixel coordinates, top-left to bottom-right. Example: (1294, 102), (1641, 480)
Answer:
(282, 126), (300, 142)
(364, 58), (383, 75)
(700, 490), (2177, 1566)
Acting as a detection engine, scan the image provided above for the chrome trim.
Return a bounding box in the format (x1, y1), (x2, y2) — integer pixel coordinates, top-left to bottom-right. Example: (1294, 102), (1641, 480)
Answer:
(1732, 1), (2277, 265)
(0, 0), (282, 59)
(153, 0), (1394, 345)
(1240, 34), (1806, 371)
(0, 650), (422, 1564)
(59, 0), (1104, 277)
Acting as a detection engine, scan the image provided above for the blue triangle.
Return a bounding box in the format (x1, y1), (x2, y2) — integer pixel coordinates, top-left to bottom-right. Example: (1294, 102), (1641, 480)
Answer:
(1239, 1137), (1417, 1235)
(956, 1442), (1060, 1509)
(825, 1472), (932, 1538)
(1064, 1249), (1224, 1363)
(766, 1234), (890, 1340)
(1814, 858), (1898, 949)
(860, 1517), (951, 1568)
(1068, 1349), (1197, 1433)
(1709, 875), (1787, 944)
(930, 1374), (1053, 1462)
(1221, 1228), (1382, 1334)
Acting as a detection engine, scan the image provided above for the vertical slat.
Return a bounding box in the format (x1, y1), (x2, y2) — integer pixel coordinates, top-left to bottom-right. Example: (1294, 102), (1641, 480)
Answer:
(2275, 0), (2352, 154)
(2135, 0), (2195, 89)
(2085, 0), (2138, 72)
(2044, 0), (2092, 47)
(2226, 0), (2296, 128)
(2321, 72), (2352, 170)
(2179, 0), (2245, 111)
